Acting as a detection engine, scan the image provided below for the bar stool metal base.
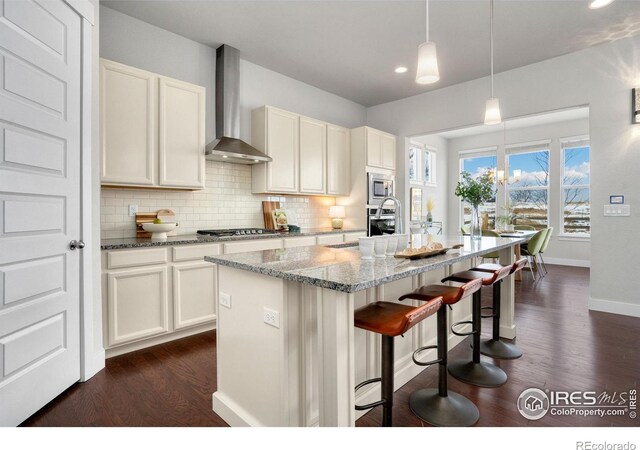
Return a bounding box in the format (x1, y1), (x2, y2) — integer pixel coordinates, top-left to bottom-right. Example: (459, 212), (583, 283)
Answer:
(479, 338), (523, 360)
(448, 360), (507, 388)
(409, 389), (479, 427)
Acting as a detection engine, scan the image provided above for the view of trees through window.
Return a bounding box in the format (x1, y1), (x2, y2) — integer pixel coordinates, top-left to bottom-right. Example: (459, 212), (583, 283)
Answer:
(562, 145), (590, 234)
(507, 149), (550, 230)
(460, 154), (497, 229)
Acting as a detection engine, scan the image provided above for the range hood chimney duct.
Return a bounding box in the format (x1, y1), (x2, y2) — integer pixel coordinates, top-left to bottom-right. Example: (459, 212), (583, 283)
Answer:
(205, 45), (271, 164)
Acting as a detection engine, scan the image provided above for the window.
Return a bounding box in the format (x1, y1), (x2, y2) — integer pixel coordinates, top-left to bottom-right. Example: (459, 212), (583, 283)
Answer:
(459, 150), (497, 229)
(561, 137), (590, 235)
(409, 142), (436, 185)
(506, 142), (550, 230)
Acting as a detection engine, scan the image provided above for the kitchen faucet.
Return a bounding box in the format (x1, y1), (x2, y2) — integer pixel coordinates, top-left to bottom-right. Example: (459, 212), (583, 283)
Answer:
(375, 195), (403, 234)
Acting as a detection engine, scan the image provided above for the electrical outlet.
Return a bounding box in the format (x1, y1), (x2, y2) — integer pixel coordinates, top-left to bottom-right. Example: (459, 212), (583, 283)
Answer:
(128, 204), (138, 217)
(220, 292), (231, 309)
(263, 307), (280, 328)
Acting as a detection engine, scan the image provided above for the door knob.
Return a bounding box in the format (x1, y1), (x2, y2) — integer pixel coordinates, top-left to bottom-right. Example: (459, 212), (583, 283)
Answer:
(69, 240), (85, 250)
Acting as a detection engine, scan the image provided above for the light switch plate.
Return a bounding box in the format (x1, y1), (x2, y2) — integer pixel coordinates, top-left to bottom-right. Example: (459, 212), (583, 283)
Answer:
(220, 292), (231, 309)
(604, 205), (631, 216)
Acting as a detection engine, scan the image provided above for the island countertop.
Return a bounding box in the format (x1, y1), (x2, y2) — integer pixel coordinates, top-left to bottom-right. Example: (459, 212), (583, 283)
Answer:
(205, 235), (526, 293)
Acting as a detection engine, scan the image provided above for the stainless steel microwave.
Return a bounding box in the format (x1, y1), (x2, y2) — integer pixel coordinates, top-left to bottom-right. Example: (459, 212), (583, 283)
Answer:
(367, 172), (394, 205)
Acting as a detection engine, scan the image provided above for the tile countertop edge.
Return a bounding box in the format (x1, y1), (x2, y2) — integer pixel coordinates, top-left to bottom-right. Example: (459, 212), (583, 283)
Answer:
(100, 228), (367, 250)
(204, 237), (527, 293)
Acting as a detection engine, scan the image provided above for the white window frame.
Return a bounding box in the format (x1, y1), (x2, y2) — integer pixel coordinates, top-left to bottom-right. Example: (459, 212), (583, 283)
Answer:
(458, 148), (498, 231)
(559, 135), (590, 239)
(506, 142), (550, 229)
(409, 141), (437, 187)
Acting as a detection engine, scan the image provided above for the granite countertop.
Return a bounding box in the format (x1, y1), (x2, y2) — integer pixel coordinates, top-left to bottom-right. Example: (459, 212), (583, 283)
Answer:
(100, 228), (367, 250)
(205, 235), (527, 293)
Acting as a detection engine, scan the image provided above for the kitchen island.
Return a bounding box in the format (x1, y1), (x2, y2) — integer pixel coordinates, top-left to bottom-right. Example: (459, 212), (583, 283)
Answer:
(205, 234), (526, 427)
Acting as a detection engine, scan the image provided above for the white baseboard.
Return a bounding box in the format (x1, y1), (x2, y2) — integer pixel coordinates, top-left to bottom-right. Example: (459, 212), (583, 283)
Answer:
(213, 392), (262, 427)
(589, 297), (640, 318)
(543, 257), (590, 268)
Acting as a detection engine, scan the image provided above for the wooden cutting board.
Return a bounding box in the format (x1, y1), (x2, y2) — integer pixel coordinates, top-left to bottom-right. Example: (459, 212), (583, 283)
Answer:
(135, 213), (157, 238)
(262, 201), (280, 230)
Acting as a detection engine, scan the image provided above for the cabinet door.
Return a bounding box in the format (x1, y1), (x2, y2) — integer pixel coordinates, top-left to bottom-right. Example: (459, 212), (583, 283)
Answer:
(381, 133), (396, 170)
(327, 125), (350, 195)
(266, 108), (299, 193)
(366, 128), (382, 168)
(107, 266), (169, 347)
(158, 77), (206, 188)
(173, 262), (216, 330)
(100, 59), (156, 185)
(299, 116), (327, 194)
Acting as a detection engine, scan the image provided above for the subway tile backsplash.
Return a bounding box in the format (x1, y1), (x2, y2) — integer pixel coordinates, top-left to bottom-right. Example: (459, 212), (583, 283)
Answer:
(100, 161), (336, 239)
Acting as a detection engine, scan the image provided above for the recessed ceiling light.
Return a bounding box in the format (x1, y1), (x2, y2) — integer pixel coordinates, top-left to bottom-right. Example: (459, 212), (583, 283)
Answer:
(222, 155), (228, 158)
(589, 0), (614, 9)
(395, 66), (408, 74)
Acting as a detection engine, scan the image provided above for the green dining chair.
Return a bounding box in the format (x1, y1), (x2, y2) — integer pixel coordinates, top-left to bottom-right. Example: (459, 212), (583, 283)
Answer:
(514, 225), (535, 231)
(521, 229), (548, 281)
(538, 227), (553, 276)
(460, 225), (470, 235)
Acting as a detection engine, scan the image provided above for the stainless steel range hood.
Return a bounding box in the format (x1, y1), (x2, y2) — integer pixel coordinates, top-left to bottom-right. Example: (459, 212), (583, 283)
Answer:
(205, 45), (271, 164)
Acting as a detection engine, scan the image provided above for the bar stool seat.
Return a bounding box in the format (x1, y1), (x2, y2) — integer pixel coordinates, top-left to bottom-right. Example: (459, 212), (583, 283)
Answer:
(398, 278), (483, 427)
(354, 297), (442, 427)
(441, 266), (511, 388)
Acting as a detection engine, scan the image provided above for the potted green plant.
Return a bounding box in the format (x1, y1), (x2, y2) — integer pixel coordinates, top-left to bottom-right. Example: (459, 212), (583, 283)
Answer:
(454, 170), (496, 239)
(495, 201), (518, 231)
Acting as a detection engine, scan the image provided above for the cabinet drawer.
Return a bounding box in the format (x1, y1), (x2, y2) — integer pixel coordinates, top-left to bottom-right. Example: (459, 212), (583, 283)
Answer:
(172, 244), (222, 262)
(283, 236), (317, 248)
(223, 239), (283, 255)
(316, 234), (344, 245)
(343, 232), (366, 242)
(107, 248), (168, 269)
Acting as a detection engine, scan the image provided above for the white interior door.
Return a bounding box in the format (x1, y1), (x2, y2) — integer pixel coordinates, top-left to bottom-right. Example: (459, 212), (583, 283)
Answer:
(0, 0), (82, 426)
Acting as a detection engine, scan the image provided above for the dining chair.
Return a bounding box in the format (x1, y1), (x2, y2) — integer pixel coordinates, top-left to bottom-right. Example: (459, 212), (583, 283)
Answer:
(514, 225), (535, 231)
(520, 229), (547, 281)
(538, 227), (553, 275)
(481, 230), (501, 260)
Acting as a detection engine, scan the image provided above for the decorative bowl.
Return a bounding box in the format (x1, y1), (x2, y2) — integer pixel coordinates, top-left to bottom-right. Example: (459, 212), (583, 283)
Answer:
(142, 223), (177, 239)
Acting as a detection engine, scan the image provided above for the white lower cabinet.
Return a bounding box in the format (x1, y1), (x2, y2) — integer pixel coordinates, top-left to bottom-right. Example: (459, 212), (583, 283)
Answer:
(316, 234), (344, 245)
(173, 261), (216, 330)
(107, 266), (169, 347)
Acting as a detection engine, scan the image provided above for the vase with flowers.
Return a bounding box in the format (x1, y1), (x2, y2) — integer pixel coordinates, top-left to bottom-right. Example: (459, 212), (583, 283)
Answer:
(426, 197), (435, 222)
(454, 170), (496, 240)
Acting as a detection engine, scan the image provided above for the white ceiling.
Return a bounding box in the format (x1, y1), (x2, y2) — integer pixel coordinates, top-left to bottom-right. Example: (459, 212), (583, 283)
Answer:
(431, 106), (589, 139)
(100, 0), (640, 107)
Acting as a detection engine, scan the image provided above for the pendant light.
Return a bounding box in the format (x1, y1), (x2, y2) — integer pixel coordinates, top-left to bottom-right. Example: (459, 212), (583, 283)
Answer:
(415, 0), (440, 84)
(484, 0), (502, 125)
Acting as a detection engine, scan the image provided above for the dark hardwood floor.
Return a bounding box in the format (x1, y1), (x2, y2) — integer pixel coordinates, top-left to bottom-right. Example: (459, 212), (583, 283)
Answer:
(22, 265), (639, 427)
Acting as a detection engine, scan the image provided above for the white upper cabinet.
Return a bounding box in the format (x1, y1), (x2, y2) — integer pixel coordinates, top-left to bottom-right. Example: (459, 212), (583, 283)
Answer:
(159, 78), (205, 188)
(101, 60), (156, 186)
(299, 116), (327, 194)
(100, 59), (206, 190)
(366, 128), (382, 168)
(252, 106), (299, 193)
(354, 126), (396, 172)
(327, 124), (350, 196)
(380, 133), (396, 170)
(252, 106), (351, 196)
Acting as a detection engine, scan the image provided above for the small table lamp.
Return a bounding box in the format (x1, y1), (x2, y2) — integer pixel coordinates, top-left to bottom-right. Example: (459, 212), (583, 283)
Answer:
(329, 205), (346, 229)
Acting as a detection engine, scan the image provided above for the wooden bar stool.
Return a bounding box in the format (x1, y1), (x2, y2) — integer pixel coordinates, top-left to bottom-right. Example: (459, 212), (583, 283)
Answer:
(473, 257), (528, 359)
(398, 278), (483, 427)
(441, 267), (510, 388)
(354, 297), (443, 427)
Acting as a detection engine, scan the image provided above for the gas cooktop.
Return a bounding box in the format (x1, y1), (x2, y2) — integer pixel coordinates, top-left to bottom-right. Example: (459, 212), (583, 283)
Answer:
(197, 228), (279, 237)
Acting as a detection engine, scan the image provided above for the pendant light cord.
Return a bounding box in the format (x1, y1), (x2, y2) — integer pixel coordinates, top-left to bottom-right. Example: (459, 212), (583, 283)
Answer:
(426, 0), (429, 42)
(490, 0), (494, 97)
